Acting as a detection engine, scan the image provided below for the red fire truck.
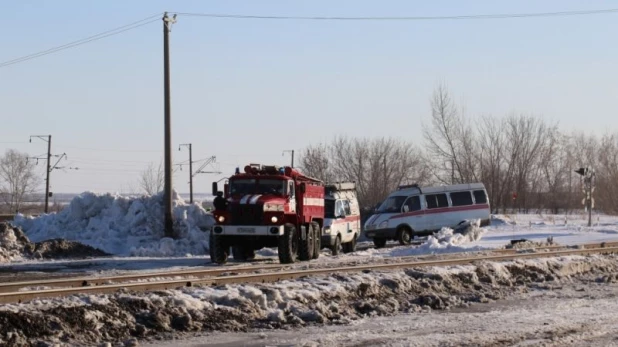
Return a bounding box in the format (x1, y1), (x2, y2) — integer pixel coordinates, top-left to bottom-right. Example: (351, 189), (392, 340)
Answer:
(209, 164), (325, 264)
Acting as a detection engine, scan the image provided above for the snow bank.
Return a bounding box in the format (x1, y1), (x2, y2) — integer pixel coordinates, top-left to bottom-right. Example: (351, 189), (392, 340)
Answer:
(2, 254), (616, 346)
(12, 191), (214, 257)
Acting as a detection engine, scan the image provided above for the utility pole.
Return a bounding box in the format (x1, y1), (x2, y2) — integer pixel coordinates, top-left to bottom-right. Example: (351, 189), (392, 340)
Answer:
(163, 12), (177, 238)
(283, 150), (294, 168)
(178, 143), (193, 204)
(29, 135), (66, 214)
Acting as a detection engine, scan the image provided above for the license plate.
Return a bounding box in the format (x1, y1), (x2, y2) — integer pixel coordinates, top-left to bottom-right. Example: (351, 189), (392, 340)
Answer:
(238, 227), (256, 233)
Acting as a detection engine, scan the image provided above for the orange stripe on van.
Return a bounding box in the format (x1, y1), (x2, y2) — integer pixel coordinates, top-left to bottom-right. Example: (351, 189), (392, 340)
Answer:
(331, 215), (361, 225)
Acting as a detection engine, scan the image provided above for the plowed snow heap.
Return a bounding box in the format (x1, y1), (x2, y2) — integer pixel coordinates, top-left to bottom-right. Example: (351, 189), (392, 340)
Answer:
(12, 191), (214, 257)
(0, 222), (109, 262)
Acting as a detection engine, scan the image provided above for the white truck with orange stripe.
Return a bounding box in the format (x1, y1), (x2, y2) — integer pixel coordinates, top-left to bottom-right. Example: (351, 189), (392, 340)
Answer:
(363, 183), (490, 248)
(210, 164), (325, 264)
(321, 182), (361, 254)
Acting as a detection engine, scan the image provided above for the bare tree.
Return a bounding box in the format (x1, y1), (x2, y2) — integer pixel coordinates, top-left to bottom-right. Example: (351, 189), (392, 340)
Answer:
(298, 144), (333, 182)
(302, 136), (429, 211)
(423, 83), (478, 184)
(139, 161), (164, 195)
(0, 149), (39, 213)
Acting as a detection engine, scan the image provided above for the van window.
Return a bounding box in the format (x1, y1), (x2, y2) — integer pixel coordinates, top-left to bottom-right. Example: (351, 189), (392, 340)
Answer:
(335, 200), (345, 217)
(473, 190), (487, 204)
(402, 196), (421, 212)
(425, 193), (449, 209)
(342, 200), (351, 215)
(450, 191), (473, 206)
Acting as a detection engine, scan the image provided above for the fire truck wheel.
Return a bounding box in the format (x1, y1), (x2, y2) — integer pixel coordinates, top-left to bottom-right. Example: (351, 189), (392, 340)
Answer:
(330, 235), (342, 255)
(278, 223), (298, 264)
(397, 227), (412, 245)
(209, 233), (229, 264)
(342, 234), (357, 253)
(311, 221), (321, 259)
(299, 224), (315, 261)
(232, 244), (256, 261)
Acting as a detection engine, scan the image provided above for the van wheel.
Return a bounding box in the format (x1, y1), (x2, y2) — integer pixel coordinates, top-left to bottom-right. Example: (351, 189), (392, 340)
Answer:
(397, 227), (413, 245)
(330, 235), (342, 255)
(311, 222), (321, 259)
(278, 224), (298, 264)
(232, 244), (255, 261)
(298, 224), (314, 261)
(342, 234), (357, 253)
(209, 233), (229, 264)
(373, 238), (387, 248)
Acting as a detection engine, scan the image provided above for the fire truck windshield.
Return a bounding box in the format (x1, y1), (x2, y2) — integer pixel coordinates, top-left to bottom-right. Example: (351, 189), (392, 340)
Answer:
(229, 178), (287, 196)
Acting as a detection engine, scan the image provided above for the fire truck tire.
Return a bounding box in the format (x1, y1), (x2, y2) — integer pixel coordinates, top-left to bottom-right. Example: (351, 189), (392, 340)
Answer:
(311, 221), (321, 259)
(330, 235), (342, 255)
(299, 224), (315, 261)
(397, 227), (413, 245)
(209, 233), (229, 264)
(232, 244), (256, 261)
(278, 223), (298, 264)
(373, 237), (387, 248)
(342, 234), (357, 253)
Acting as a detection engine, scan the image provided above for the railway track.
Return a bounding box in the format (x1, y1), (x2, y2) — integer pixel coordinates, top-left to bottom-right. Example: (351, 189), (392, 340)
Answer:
(1, 241), (617, 304)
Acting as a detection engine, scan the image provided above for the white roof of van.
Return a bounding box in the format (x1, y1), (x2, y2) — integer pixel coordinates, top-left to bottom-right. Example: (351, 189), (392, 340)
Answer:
(391, 182), (485, 196)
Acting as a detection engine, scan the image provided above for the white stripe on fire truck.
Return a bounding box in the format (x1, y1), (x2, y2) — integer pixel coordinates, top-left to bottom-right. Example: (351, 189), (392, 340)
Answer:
(249, 195), (262, 204)
(303, 198), (325, 207)
(240, 195), (251, 204)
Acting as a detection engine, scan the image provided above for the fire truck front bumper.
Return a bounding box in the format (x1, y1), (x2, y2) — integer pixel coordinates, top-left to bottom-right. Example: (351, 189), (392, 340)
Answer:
(211, 224), (285, 236)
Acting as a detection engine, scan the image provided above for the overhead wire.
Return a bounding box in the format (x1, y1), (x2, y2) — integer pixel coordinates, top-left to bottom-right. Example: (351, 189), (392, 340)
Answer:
(172, 8), (618, 21)
(0, 13), (162, 68)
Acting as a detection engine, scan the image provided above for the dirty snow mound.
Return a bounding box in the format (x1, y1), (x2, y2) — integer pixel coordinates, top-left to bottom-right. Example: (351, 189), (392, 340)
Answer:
(0, 222), (109, 262)
(1, 255), (616, 346)
(12, 191), (215, 257)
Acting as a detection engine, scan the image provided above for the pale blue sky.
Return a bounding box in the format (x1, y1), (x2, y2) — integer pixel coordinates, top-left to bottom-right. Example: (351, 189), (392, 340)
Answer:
(2, 0), (617, 196)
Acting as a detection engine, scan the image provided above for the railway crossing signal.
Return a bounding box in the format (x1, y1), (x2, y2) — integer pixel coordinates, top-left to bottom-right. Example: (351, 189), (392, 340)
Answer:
(575, 167), (595, 227)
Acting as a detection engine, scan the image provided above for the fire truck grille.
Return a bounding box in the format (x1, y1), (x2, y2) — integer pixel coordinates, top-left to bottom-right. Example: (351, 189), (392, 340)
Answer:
(230, 205), (263, 226)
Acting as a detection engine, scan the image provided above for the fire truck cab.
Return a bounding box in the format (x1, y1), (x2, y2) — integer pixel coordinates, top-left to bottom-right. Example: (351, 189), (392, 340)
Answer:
(209, 164), (325, 264)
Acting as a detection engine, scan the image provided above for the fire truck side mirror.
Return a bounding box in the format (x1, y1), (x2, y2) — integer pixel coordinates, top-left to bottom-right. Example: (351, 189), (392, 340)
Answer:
(212, 182), (218, 196)
(299, 183), (306, 194)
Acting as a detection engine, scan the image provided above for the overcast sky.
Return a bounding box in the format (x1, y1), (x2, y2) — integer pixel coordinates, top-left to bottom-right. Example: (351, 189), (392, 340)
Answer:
(2, 0), (617, 196)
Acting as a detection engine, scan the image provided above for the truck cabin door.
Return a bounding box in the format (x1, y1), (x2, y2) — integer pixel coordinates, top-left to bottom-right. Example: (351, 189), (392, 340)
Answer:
(288, 180), (296, 213)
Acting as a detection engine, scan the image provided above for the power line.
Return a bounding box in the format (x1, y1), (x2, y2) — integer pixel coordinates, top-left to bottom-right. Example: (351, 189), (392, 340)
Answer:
(0, 13), (162, 69)
(172, 8), (618, 21)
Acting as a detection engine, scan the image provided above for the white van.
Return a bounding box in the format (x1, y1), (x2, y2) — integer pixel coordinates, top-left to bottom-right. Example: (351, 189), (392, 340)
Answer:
(363, 183), (490, 248)
(321, 182), (361, 255)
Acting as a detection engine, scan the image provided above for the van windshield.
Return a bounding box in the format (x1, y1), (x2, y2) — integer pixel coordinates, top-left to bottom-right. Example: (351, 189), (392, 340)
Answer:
(376, 196), (407, 213)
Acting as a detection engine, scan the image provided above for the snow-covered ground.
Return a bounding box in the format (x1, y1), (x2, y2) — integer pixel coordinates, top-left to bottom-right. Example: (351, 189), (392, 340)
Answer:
(1, 254), (617, 346)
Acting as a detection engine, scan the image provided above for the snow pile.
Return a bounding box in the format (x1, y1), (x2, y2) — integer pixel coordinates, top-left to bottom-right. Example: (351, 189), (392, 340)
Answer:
(12, 191), (215, 257)
(0, 254), (616, 346)
(0, 223), (29, 262)
(421, 220), (486, 250)
(0, 222), (109, 262)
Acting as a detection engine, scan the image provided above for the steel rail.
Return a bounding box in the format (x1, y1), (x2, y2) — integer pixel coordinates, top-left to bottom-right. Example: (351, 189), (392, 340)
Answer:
(1, 241), (616, 295)
(1, 246), (616, 304)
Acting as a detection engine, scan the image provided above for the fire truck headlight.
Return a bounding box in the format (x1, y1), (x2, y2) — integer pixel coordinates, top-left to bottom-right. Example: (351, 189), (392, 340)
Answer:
(271, 216), (278, 223)
(217, 216), (225, 223)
